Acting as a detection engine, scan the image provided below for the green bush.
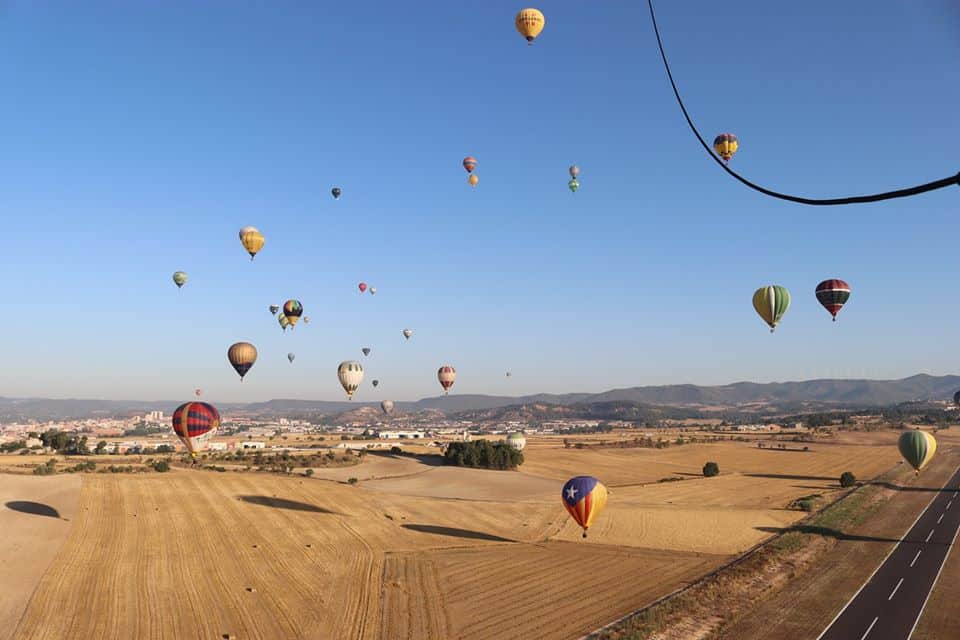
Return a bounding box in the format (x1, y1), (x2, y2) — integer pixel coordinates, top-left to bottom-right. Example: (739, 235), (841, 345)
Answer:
(304, 468), (314, 477)
(152, 460), (171, 473)
(702, 461), (720, 477)
(797, 498), (815, 512)
(840, 471), (856, 488)
(443, 440), (524, 470)
(347, 477), (358, 485)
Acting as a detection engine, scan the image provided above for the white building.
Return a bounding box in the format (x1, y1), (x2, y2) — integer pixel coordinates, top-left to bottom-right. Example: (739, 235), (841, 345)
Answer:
(377, 430), (426, 439)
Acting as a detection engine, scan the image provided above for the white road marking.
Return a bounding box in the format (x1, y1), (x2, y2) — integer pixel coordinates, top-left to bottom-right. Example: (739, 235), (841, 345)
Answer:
(938, 514), (944, 524)
(948, 501), (953, 510)
(910, 550), (922, 567)
(888, 577), (904, 600)
(860, 617), (879, 640)
(926, 529), (935, 543)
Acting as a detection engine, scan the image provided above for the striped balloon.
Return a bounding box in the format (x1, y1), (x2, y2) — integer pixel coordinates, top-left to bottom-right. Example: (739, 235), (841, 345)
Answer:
(338, 361), (364, 399)
(227, 342), (258, 381)
(752, 285), (791, 333)
(462, 157), (477, 173)
(172, 402), (220, 458)
(438, 365), (456, 394)
(815, 279), (851, 321)
(898, 430), (937, 474)
(283, 299), (303, 328)
(562, 476), (608, 538)
(713, 133), (738, 162)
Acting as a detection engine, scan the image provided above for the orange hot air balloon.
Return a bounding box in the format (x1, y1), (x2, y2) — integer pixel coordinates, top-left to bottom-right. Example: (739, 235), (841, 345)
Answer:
(468, 174), (479, 187)
(515, 8), (545, 45)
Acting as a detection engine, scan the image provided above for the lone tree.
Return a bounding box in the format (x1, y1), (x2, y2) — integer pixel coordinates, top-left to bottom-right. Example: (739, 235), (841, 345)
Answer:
(702, 461), (720, 477)
(840, 471), (856, 488)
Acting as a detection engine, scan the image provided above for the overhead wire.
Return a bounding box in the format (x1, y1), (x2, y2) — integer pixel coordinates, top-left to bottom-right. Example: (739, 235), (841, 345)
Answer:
(647, 0), (959, 206)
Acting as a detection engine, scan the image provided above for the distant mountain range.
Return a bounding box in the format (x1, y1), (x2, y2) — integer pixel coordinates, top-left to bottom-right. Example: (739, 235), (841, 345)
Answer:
(1, 374), (958, 422)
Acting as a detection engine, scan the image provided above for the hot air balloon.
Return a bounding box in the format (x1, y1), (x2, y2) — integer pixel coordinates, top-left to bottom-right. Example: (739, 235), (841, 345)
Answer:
(287, 352), (295, 363)
(194, 388), (202, 398)
(506, 432), (526, 451)
(815, 279), (851, 322)
(172, 402), (220, 458)
(713, 133), (738, 162)
(303, 316), (310, 324)
(337, 361), (364, 399)
(402, 328), (413, 340)
(331, 187), (342, 200)
(562, 476), (608, 538)
(381, 400), (394, 415)
(358, 282), (367, 294)
(269, 305), (280, 316)
(361, 347), (371, 356)
(369, 287), (376, 295)
(279, 314), (290, 331)
(463, 157), (477, 173)
(228, 342), (257, 381)
(569, 165), (580, 179)
(239, 226), (265, 260)
(898, 430), (937, 474)
(753, 285), (791, 333)
(438, 366), (456, 395)
(515, 8), (545, 44)
(568, 179), (579, 193)
(468, 174), (479, 187)
(172, 271), (187, 289)
(506, 372), (512, 377)
(372, 379), (379, 387)
(282, 299), (303, 328)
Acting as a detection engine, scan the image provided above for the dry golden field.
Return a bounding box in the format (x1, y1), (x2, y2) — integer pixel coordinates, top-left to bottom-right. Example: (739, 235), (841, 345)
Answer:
(1, 430), (919, 639)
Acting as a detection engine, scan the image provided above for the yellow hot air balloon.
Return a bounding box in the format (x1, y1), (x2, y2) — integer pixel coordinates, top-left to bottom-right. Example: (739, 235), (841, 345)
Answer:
(468, 174), (479, 187)
(227, 342), (258, 381)
(239, 226), (265, 260)
(515, 8), (545, 45)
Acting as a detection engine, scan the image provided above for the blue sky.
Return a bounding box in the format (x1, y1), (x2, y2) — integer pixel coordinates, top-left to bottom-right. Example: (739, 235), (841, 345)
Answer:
(1, 1), (957, 402)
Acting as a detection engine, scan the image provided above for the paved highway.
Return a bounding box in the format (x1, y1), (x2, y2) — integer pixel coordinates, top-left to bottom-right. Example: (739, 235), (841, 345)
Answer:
(817, 466), (960, 640)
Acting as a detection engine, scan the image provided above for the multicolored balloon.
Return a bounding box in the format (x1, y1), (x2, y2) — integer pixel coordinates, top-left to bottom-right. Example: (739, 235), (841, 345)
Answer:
(331, 187), (342, 200)
(815, 279), (851, 322)
(239, 226), (265, 260)
(282, 299), (303, 328)
(337, 361), (364, 399)
(713, 133), (738, 162)
(172, 271), (187, 289)
(568, 178), (579, 193)
(898, 430), (937, 474)
(227, 342), (257, 381)
(194, 388), (202, 398)
(463, 157), (477, 173)
(358, 282), (367, 293)
(172, 402), (220, 458)
(381, 400), (394, 415)
(753, 285), (791, 333)
(562, 476), (608, 538)
(438, 365), (456, 395)
(279, 314), (290, 331)
(515, 8), (545, 44)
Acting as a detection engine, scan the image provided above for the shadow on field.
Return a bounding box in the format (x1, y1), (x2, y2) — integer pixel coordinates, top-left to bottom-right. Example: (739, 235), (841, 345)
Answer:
(368, 451), (446, 467)
(870, 481), (953, 493)
(5, 501), (62, 519)
(756, 525), (902, 543)
(745, 473), (835, 481)
(237, 495), (339, 514)
(401, 524), (515, 542)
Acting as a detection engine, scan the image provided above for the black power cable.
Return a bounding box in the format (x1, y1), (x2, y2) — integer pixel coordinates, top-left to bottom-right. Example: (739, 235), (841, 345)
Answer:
(647, 0), (959, 205)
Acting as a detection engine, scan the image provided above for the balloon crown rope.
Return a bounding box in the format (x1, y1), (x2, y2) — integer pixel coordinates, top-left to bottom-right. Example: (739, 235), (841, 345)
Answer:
(647, 0), (958, 206)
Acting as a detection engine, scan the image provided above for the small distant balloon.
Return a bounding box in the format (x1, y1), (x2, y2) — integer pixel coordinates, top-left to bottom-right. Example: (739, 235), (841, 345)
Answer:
(302, 316), (310, 324)
(282, 300), (303, 329)
(227, 342), (258, 381)
(288, 352), (295, 363)
(362, 347), (371, 356)
(569, 165), (579, 179)
(172, 271), (187, 289)
(468, 174), (479, 187)
(372, 379), (379, 387)
(358, 282), (367, 293)
(369, 287), (376, 295)
(713, 133), (738, 162)
(337, 361), (364, 400)
(438, 365), (456, 395)
(568, 179), (579, 193)
(515, 8), (546, 44)
(278, 314), (290, 331)
(506, 372), (512, 377)
(239, 226), (265, 260)
(380, 400), (394, 415)
(331, 187), (342, 200)
(402, 328), (413, 340)
(269, 305), (280, 316)
(463, 157), (477, 173)
(194, 388), (202, 397)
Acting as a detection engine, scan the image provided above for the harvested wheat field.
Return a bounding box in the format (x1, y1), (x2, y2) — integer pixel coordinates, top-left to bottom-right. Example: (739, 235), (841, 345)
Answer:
(7, 433), (910, 640)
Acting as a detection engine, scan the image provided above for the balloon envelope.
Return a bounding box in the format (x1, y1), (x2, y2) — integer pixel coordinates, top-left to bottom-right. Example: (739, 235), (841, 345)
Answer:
(462, 157), (477, 173)
(172, 271), (187, 288)
(562, 476), (607, 538)
(282, 300), (303, 327)
(227, 342), (258, 380)
(402, 329), (413, 340)
(713, 133), (738, 162)
(358, 282), (367, 293)
(269, 305), (280, 315)
(240, 227), (265, 260)
(362, 347), (371, 356)
(468, 174), (479, 187)
(381, 400), (394, 415)
(568, 178), (579, 193)
(898, 430), (937, 472)
(369, 287), (376, 295)
(506, 432), (526, 451)
(569, 165), (580, 179)
(172, 402), (220, 457)
(438, 365), (456, 394)
(753, 285), (790, 332)
(337, 361), (364, 399)
(372, 379), (379, 387)
(331, 187), (341, 199)
(287, 352), (295, 363)
(815, 279), (851, 321)
(515, 8), (545, 43)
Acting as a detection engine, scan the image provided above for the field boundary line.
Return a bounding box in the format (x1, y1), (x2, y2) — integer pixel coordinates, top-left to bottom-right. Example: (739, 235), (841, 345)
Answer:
(581, 460), (904, 640)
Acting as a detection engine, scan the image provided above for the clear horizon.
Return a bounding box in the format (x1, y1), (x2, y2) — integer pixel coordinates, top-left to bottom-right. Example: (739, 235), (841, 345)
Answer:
(2, 1), (958, 402)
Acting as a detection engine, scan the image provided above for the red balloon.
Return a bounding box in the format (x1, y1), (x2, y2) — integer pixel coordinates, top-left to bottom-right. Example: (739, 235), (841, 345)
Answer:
(462, 157), (477, 173)
(358, 282), (367, 293)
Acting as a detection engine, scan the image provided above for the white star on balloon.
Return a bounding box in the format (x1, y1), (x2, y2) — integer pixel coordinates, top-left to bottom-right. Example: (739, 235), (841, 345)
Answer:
(566, 486), (578, 500)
